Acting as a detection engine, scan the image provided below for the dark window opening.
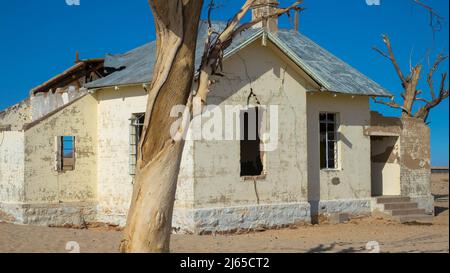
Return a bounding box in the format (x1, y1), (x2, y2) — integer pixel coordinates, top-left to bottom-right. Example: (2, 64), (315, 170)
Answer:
(240, 107), (263, 177)
(130, 113), (145, 175)
(320, 113), (338, 169)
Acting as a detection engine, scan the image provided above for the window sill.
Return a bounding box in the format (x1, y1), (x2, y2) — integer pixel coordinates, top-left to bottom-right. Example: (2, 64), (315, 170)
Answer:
(242, 174), (267, 181)
(320, 168), (342, 172)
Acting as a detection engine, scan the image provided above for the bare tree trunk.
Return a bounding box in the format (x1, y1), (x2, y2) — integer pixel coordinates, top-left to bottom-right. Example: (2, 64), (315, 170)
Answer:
(121, 0), (303, 253)
(120, 0), (203, 253)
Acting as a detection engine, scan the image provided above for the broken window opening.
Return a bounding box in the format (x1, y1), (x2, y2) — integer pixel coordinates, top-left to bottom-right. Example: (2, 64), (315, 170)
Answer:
(320, 112), (339, 170)
(240, 107), (264, 177)
(56, 136), (75, 172)
(129, 113), (145, 176)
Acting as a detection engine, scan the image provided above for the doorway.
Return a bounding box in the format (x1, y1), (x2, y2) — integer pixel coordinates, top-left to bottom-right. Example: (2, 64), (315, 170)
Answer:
(370, 135), (401, 196)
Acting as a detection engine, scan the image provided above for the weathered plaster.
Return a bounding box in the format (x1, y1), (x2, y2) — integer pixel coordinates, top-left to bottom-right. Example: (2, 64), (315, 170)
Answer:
(192, 40), (309, 212)
(368, 112), (433, 213)
(30, 87), (88, 121)
(95, 86), (195, 226)
(0, 131), (25, 203)
(0, 99), (31, 131)
(173, 202), (311, 234)
(399, 117), (432, 213)
(307, 93), (372, 202)
(23, 94), (97, 204)
(95, 86), (147, 224)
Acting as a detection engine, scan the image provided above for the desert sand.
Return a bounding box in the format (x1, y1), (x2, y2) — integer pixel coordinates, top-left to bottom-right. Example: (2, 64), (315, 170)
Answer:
(0, 173), (448, 253)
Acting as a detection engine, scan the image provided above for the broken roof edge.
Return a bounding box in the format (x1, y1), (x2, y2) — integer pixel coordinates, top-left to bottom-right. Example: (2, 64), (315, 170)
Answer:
(87, 81), (150, 94)
(30, 58), (104, 96)
(0, 97), (30, 116)
(22, 93), (89, 131)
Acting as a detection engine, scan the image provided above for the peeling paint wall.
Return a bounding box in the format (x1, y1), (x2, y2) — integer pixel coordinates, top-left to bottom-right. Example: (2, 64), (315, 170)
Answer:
(31, 87), (88, 121)
(0, 131), (25, 203)
(23, 94), (97, 204)
(400, 117), (431, 198)
(0, 99), (31, 130)
(96, 87), (147, 224)
(368, 112), (433, 213)
(192, 41), (310, 215)
(307, 93), (372, 205)
(95, 86), (195, 226)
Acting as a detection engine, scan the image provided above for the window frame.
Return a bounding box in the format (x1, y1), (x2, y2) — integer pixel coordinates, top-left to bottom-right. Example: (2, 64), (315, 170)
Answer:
(129, 113), (145, 176)
(55, 136), (75, 172)
(319, 112), (340, 170)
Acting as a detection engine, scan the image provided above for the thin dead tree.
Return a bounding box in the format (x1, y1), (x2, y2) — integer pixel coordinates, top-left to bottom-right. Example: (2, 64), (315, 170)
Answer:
(120, 0), (303, 253)
(372, 1), (448, 123)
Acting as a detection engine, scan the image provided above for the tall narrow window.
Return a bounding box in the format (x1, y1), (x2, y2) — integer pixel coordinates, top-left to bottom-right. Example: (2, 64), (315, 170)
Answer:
(240, 107), (263, 177)
(320, 113), (338, 169)
(130, 113), (145, 175)
(55, 136), (75, 171)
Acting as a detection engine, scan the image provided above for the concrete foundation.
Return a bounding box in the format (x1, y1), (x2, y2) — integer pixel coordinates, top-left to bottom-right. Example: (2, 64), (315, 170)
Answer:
(0, 202), (97, 227)
(172, 202), (311, 234)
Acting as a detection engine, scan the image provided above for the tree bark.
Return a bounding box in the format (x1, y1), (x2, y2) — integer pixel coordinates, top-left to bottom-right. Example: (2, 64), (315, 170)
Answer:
(121, 0), (303, 253)
(120, 0), (203, 253)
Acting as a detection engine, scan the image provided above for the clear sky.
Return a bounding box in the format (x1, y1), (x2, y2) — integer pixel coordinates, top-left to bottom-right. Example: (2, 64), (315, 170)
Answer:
(0, 0), (448, 166)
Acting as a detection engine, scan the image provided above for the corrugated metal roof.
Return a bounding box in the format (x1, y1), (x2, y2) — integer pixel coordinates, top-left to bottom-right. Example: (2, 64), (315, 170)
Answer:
(86, 21), (258, 89)
(274, 30), (391, 96)
(86, 21), (391, 97)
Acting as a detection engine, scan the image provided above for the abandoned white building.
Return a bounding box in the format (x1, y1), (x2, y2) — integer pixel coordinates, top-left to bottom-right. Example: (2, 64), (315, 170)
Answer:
(0, 2), (434, 233)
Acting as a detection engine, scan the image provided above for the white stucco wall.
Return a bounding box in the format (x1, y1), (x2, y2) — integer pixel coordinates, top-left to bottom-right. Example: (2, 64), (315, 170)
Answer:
(23, 94), (98, 204)
(95, 87), (195, 226)
(172, 39), (316, 232)
(0, 131), (25, 203)
(307, 92), (372, 215)
(0, 99), (31, 130)
(96, 87), (147, 224)
(193, 40), (311, 207)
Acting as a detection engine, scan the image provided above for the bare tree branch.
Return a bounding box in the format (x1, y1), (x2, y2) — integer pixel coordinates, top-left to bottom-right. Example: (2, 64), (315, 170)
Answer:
(415, 72), (449, 121)
(415, 97), (431, 104)
(413, 0), (445, 20)
(372, 97), (411, 115)
(427, 53), (448, 99)
(373, 35), (408, 88)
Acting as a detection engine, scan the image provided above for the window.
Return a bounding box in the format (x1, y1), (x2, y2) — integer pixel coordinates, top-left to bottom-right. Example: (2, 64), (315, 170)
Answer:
(130, 113), (145, 175)
(240, 107), (264, 177)
(320, 113), (338, 169)
(55, 136), (75, 171)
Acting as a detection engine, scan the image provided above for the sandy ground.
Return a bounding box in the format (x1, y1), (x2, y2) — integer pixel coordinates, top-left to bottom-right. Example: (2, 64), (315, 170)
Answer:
(0, 174), (448, 253)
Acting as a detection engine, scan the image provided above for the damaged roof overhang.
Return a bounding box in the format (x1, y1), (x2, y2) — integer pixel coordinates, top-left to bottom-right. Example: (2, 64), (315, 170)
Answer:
(30, 58), (104, 96)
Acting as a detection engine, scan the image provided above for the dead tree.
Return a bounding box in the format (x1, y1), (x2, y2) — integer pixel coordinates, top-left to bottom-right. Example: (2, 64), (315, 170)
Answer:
(372, 1), (448, 123)
(120, 0), (303, 253)
(373, 35), (448, 122)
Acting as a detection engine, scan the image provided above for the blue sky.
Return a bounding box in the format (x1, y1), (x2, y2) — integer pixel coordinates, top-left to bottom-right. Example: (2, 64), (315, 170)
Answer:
(0, 0), (448, 166)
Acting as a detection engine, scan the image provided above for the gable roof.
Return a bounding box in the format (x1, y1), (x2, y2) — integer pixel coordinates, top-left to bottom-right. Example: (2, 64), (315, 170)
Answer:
(86, 21), (391, 97)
